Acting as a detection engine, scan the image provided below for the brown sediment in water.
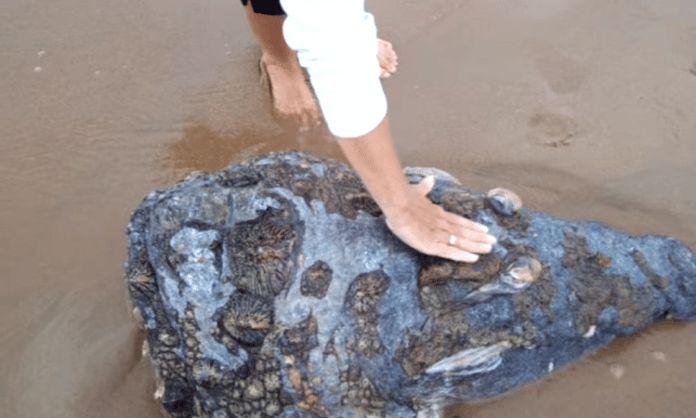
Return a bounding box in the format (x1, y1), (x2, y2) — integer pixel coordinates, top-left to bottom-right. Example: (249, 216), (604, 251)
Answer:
(2, 0), (696, 417)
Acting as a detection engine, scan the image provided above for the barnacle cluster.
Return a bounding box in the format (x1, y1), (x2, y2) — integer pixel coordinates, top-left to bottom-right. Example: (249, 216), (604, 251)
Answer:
(248, 154), (381, 220)
(563, 232), (655, 334)
(278, 315), (324, 414)
(344, 270), (391, 358)
(339, 364), (386, 410)
(226, 206), (300, 297)
(213, 292), (274, 352)
(300, 260), (333, 299)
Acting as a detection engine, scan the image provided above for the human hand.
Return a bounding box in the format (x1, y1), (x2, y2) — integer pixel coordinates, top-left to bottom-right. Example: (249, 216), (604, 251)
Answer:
(383, 176), (496, 262)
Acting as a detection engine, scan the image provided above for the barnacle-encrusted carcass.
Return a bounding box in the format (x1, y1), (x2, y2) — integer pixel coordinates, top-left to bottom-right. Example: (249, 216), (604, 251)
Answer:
(125, 151), (696, 418)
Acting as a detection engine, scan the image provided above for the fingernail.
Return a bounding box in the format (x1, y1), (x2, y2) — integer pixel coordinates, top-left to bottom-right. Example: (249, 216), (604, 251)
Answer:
(488, 235), (497, 245)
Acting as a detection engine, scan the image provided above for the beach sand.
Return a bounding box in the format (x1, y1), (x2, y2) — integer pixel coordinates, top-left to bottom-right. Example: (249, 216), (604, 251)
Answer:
(2, 0), (696, 417)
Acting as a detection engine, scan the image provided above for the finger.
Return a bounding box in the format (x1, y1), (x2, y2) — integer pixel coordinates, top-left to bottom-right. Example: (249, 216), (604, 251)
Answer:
(454, 225), (497, 246)
(432, 242), (480, 263)
(435, 213), (496, 246)
(441, 210), (490, 234)
(447, 234), (493, 255)
(413, 175), (436, 196)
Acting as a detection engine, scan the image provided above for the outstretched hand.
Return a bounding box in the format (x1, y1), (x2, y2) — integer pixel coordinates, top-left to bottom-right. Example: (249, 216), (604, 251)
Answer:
(334, 116), (496, 263)
(384, 175), (496, 263)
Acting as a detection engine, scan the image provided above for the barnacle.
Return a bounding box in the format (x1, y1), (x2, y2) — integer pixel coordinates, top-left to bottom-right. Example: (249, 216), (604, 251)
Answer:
(486, 187), (523, 216)
(563, 232), (654, 334)
(300, 260), (333, 299)
(216, 292), (274, 348)
(345, 270), (390, 358)
(227, 206), (301, 297)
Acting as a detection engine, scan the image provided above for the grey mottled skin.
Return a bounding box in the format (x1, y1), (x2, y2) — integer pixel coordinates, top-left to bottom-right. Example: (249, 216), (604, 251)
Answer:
(125, 151), (696, 418)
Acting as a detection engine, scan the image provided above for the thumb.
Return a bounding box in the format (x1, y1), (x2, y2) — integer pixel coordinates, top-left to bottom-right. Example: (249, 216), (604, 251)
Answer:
(412, 175), (435, 196)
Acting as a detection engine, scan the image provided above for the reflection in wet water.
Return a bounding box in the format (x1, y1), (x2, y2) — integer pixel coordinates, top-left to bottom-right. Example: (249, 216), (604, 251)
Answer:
(161, 124), (345, 183)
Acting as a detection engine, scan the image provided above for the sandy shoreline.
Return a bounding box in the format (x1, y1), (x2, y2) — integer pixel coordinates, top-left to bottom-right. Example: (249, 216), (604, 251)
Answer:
(2, 0), (696, 417)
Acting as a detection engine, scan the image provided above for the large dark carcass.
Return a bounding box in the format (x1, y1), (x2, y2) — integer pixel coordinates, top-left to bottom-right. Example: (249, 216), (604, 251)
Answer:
(125, 151), (696, 418)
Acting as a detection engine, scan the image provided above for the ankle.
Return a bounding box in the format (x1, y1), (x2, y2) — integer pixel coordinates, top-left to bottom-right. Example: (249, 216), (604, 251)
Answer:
(262, 51), (301, 73)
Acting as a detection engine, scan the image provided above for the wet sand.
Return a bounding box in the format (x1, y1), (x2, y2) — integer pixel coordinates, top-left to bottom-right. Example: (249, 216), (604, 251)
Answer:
(2, 0), (696, 417)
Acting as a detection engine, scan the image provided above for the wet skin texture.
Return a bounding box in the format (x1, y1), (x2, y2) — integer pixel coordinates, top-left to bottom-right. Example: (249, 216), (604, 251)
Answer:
(125, 151), (696, 418)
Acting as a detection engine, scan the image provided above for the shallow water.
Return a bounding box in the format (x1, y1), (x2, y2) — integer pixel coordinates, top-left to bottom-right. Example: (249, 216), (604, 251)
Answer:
(2, 0), (696, 417)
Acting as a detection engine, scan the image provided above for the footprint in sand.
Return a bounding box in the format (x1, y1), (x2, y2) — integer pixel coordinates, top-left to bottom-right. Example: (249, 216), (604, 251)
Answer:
(527, 45), (586, 146)
(528, 112), (579, 147)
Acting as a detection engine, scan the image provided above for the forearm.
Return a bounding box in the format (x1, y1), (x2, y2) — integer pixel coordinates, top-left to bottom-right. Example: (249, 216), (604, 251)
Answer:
(335, 116), (410, 217)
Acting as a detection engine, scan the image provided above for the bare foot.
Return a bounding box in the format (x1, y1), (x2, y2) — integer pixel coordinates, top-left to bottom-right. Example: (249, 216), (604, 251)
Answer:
(378, 39), (398, 78)
(260, 53), (321, 127)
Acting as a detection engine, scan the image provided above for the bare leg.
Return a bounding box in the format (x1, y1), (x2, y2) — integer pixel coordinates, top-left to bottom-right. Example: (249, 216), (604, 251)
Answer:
(244, 2), (321, 126)
(243, 3), (399, 125)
